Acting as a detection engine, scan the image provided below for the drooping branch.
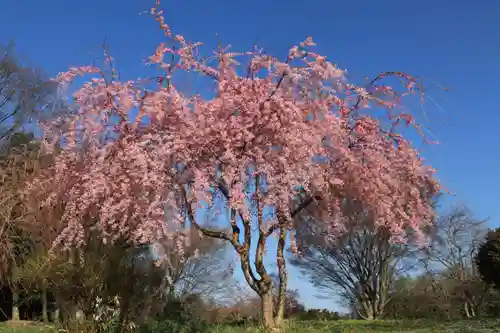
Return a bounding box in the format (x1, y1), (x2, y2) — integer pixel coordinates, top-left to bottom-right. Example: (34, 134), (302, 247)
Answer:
(179, 175), (261, 292)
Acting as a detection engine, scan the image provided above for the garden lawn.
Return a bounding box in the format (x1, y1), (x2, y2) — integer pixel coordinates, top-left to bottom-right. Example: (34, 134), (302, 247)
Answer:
(2, 319), (500, 332)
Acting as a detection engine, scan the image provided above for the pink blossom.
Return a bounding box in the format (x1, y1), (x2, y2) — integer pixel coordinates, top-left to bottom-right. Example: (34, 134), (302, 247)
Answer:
(25, 4), (440, 253)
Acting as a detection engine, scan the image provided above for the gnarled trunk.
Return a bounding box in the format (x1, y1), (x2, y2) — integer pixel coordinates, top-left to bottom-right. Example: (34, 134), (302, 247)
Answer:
(356, 297), (386, 320)
(187, 185), (290, 332)
(357, 300), (374, 320)
(261, 291), (277, 331)
(274, 223), (287, 328)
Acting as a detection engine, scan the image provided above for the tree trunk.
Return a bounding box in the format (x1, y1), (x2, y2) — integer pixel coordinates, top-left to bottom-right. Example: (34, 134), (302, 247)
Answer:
(274, 287), (286, 328)
(41, 286), (48, 323)
(357, 300), (374, 320)
(11, 289), (20, 321)
(261, 291), (277, 331)
(464, 302), (471, 318)
(53, 296), (62, 323)
(53, 308), (59, 324)
(40, 287), (49, 324)
(464, 301), (476, 318)
(274, 224), (287, 328)
(373, 297), (384, 320)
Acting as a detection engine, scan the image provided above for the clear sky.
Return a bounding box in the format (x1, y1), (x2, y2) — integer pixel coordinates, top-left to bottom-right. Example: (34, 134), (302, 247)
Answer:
(2, 0), (500, 312)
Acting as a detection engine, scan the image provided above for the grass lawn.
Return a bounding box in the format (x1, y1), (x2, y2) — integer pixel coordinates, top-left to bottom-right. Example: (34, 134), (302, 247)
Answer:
(280, 319), (500, 332)
(0, 321), (51, 333)
(1, 319), (500, 332)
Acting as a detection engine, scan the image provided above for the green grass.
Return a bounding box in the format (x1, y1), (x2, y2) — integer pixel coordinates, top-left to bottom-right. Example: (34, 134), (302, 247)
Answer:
(280, 319), (500, 332)
(0, 323), (50, 333)
(226, 319), (500, 332)
(2, 319), (500, 333)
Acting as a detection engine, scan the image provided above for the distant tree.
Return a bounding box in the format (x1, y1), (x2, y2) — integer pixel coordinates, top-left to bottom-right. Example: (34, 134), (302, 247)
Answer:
(280, 289), (306, 318)
(11, 246), (54, 323)
(0, 132), (43, 320)
(384, 274), (452, 320)
(385, 268), (500, 321)
(291, 197), (424, 320)
(423, 205), (488, 318)
(151, 229), (235, 303)
(299, 308), (341, 321)
(476, 228), (500, 291)
(0, 44), (59, 146)
(382, 207), (491, 321)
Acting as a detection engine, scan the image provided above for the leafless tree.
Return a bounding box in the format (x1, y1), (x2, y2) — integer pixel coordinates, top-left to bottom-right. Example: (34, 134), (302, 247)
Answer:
(291, 198), (421, 320)
(0, 43), (59, 146)
(150, 228), (235, 304)
(422, 205), (488, 318)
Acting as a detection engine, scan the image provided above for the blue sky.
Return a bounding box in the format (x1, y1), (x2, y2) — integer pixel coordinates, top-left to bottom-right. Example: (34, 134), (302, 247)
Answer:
(2, 0), (500, 312)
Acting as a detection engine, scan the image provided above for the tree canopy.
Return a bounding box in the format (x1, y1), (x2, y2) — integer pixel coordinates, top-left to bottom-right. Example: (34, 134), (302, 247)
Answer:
(24, 2), (441, 330)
